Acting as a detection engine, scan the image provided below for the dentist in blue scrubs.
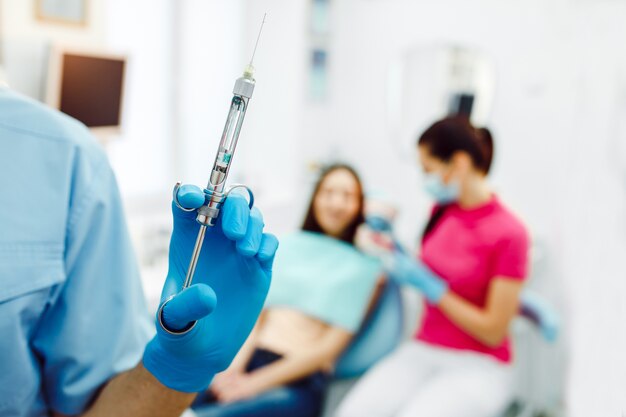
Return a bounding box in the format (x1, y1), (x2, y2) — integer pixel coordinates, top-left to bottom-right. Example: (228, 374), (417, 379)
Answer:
(0, 80), (278, 416)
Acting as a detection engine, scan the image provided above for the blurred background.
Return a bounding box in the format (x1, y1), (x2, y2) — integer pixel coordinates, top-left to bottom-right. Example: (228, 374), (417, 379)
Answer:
(1, 0), (625, 415)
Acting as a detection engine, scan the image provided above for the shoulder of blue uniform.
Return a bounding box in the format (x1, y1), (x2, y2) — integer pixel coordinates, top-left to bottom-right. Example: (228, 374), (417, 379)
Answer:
(0, 89), (107, 167)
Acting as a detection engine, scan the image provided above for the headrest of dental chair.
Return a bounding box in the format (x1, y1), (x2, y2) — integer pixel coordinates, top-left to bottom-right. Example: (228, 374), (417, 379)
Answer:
(334, 280), (404, 379)
(519, 290), (560, 343)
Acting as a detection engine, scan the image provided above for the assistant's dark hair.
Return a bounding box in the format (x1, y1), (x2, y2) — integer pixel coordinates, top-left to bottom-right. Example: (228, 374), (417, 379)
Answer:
(418, 117), (495, 241)
(417, 116), (494, 175)
(301, 164), (366, 245)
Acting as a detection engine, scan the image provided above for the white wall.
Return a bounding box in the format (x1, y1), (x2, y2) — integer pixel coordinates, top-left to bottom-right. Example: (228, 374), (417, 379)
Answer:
(103, 0), (175, 201)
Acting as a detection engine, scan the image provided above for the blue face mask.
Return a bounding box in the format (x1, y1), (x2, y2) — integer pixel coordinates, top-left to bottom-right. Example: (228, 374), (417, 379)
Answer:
(423, 172), (459, 204)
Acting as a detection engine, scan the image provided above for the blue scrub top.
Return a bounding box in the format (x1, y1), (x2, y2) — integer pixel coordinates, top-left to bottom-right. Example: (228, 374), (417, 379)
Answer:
(0, 88), (152, 416)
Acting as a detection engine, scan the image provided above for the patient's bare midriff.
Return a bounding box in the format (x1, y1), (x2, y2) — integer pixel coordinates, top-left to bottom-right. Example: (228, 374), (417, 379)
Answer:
(256, 307), (331, 357)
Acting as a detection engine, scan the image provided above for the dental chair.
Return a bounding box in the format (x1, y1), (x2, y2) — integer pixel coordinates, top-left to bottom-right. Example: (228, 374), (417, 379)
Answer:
(503, 291), (562, 417)
(321, 279), (405, 417)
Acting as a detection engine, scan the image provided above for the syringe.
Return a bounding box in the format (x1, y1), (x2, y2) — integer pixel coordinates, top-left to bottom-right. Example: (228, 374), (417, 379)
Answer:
(174, 15), (267, 292)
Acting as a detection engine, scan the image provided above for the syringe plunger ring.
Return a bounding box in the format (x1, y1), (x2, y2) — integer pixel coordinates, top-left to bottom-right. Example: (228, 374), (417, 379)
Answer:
(196, 188), (227, 226)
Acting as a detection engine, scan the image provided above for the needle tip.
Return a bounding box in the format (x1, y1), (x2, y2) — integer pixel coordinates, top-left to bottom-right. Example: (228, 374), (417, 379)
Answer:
(249, 13), (268, 67)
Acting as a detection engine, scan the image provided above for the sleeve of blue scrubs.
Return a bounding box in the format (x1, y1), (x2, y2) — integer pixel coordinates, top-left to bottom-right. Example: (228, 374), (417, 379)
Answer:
(31, 158), (152, 415)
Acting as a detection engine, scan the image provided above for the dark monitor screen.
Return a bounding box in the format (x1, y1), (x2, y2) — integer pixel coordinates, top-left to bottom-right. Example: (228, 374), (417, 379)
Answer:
(59, 53), (125, 128)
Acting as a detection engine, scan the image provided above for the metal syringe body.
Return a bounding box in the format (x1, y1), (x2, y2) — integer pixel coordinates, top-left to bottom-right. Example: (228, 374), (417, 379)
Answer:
(181, 67), (256, 290)
(197, 68), (255, 227)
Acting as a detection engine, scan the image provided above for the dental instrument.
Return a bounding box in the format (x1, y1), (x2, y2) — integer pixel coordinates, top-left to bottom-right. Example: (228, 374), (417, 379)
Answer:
(160, 14), (267, 334)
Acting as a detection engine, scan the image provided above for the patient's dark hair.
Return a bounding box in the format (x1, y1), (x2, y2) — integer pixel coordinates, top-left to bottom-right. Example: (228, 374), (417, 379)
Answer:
(418, 117), (495, 241)
(301, 164), (365, 245)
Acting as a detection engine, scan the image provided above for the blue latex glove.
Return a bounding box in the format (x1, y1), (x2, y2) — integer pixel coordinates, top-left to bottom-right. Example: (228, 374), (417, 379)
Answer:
(385, 252), (448, 304)
(143, 185), (279, 393)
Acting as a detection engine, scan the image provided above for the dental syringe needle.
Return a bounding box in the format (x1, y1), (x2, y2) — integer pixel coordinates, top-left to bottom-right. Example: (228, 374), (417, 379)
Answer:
(249, 13), (267, 67)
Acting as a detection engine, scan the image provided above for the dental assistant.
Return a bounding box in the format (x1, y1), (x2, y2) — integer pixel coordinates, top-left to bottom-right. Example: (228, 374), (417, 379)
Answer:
(337, 116), (530, 417)
(0, 84), (278, 416)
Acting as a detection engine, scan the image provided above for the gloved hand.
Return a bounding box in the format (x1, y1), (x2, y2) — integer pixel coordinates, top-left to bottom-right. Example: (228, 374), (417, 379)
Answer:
(385, 252), (448, 304)
(143, 184), (279, 393)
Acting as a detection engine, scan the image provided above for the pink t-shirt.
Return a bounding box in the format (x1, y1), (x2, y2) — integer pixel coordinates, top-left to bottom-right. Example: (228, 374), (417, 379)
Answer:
(416, 196), (529, 363)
